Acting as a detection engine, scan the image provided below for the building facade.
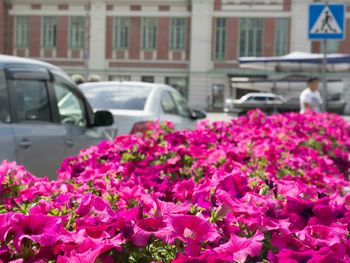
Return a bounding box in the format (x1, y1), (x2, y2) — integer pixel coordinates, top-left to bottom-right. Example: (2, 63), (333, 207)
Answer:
(1, 0), (350, 110)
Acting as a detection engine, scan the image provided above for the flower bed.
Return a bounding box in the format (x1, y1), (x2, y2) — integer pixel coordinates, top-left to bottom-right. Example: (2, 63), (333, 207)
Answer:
(1, 110), (350, 262)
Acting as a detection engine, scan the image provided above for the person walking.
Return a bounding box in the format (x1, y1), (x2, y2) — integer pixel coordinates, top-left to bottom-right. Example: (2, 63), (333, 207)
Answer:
(300, 77), (323, 113)
(320, 11), (336, 33)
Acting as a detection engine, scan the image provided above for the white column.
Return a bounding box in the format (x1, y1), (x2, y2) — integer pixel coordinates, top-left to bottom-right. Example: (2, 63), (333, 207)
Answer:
(88, 0), (106, 73)
(188, 0), (214, 110)
(189, 0), (214, 72)
(290, 0), (312, 52)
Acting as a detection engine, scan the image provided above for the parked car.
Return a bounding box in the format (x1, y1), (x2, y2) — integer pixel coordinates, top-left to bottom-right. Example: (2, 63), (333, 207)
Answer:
(224, 93), (286, 114)
(78, 81), (207, 137)
(0, 55), (113, 179)
(225, 92), (346, 115)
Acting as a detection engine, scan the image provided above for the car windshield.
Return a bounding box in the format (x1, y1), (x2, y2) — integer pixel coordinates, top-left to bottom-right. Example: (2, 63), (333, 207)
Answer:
(80, 84), (152, 110)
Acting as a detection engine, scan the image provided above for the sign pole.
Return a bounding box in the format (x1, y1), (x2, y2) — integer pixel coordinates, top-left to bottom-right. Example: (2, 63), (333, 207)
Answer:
(308, 1), (345, 113)
(322, 38), (328, 112)
(322, 0), (329, 112)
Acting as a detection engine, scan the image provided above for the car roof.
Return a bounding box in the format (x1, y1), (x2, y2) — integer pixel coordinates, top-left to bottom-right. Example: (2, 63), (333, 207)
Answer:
(243, 93), (281, 97)
(79, 81), (170, 90)
(78, 81), (176, 95)
(0, 55), (62, 71)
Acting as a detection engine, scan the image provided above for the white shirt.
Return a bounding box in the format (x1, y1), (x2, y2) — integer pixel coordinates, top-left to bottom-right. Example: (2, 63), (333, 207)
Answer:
(300, 88), (323, 114)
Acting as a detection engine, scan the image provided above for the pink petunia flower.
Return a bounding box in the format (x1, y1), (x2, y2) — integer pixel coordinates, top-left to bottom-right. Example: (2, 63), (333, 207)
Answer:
(168, 215), (220, 256)
(130, 216), (172, 247)
(214, 231), (264, 262)
(12, 214), (66, 252)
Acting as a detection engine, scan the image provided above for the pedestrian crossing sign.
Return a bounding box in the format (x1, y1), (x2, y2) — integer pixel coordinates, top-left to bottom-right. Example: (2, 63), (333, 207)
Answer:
(309, 3), (345, 40)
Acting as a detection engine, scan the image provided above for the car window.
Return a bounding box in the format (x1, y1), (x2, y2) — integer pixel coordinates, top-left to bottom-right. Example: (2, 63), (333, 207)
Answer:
(268, 97), (280, 101)
(253, 97), (267, 102)
(0, 71), (10, 123)
(79, 84), (152, 110)
(170, 91), (192, 118)
(161, 91), (177, 114)
(53, 82), (87, 127)
(12, 80), (51, 122)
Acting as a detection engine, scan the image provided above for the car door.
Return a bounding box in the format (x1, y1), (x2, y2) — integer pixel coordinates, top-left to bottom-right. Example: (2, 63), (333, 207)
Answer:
(8, 68), (66, 179)
(169, 90), (197, 130)
(159, 90), (183, 129)
(51, 74), (102, 157)
(0, 70), (17, 163)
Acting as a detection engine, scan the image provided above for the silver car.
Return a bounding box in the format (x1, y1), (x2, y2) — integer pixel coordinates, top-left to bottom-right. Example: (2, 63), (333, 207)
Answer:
(224, 92), (286, 114)
(0, 55), (113, 179)
(78, 81), (206, 137)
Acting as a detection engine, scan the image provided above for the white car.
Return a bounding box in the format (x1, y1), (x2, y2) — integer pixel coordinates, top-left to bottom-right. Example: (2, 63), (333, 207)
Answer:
(224, 92), (286, 114)
(78, 81), (206, 137)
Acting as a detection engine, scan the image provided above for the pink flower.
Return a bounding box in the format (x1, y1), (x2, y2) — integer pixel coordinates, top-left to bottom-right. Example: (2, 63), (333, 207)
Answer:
(274, 247), (337, 263)
(172, 252), (227, 263)
(296, 225), (346, 258)
(214, 231), (264, 262)
(0, 213), (16, 242)
(55, 230), (122, 262)
(271, 232), (304, 251)
(216, 172), (250, 199)
(173, 179), (195, 202)
(12, 214), (66, 251)
(130, 217), (171, 246)
(57, 247), (104, 263)
(75, 194), (114, 219)
(169, 215), (220, 256)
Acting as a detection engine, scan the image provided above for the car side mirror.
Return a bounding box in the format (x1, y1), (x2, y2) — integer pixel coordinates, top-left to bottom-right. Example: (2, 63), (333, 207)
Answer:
(191, 109), (207, 120)
(94, 110), (114, 127)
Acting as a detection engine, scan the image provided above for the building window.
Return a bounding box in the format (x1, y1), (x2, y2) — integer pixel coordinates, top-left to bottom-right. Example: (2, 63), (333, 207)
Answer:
(69, 17), (84, 49)
(170, 18), (186, 50)
(212, 84), (225, 109)
(239, 18), (263, 57)
(14, 16), (29, 47)
(42, 17), (57, 48)
(321, 41), (339, 54)
(108, 75), (131, 81)
(141, 76), (154, 83)
(275, 18), (289, 56)
(165, 77), (188, 100)
(114, 17), (129, 49)
(142, 18), (157, 49)
(215, 18), (226, 60)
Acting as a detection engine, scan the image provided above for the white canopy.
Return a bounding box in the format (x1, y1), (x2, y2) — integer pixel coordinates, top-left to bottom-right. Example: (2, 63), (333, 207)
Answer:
(239, 52), (350, 72)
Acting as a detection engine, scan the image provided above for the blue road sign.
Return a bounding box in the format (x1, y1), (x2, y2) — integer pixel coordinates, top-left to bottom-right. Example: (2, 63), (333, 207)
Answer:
(309, 3), (345, 40)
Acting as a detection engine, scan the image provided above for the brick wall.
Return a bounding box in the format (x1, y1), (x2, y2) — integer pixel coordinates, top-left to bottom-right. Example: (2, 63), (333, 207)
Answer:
(157, 17), (169, 60)
(28, 16), (41, 57)
(283, 0), (291, 11)
(311, 42), (321, 53)
(340, 19), (350, 53)
(227, 18), (238, 60)
(0, 0), (5, 54)
(214, 0), (221, 11)
(129, 17), (141, 59)
(56, 16), (68, 58)
(263, 18), (275, 56)
(8, 16), (14, 55)
(106, 16), (113, 59)
(185, 17), (191, 60)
